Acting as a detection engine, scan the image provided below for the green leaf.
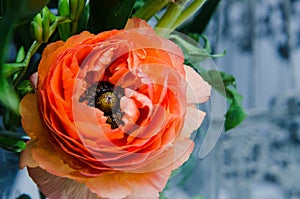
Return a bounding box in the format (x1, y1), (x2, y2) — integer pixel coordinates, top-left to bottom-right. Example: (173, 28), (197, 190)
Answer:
(159, 192), (167, 199)
(169, 34), (226, 64)
(3, 108), (21, 130)
(187, 33), (211, 53)
(15, 0), (49, 25)
(179, 0), (221, 34)
(0, 130), (27, 152)
(17, 80), (34, 98)
(0, 78), (20, 115)
(169, 33), (245, 131)
(198, 69), (246, 131)
(77, 3), (90, 32)
(208, 70), (236, 90)
(0, 1), (47, 115)
(225, 87), (247, 131)
(16, 46), (25, 63)
(133, 0), (167, 20)
(2, 0), (48, 25)
(88, 0), (136, 33)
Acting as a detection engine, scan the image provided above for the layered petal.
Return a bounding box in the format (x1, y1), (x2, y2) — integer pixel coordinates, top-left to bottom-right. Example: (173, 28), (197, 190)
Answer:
(184, 65), (211, 104)
(20, 18), (210, 199)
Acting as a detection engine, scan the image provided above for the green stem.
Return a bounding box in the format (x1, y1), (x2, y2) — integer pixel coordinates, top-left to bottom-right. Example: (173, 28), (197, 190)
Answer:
(51, 16), (71, 35)
(12, 16), (70, 87)
(134, 0), (169, 20)
(71, 20), (78, 35)
(155, 2), (185, 37)
(12, 41), (41, 87)
(171, 0), (206, 30)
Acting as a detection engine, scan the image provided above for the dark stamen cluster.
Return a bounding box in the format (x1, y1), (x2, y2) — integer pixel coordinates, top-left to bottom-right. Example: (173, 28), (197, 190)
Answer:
(79, 82), (124, 129)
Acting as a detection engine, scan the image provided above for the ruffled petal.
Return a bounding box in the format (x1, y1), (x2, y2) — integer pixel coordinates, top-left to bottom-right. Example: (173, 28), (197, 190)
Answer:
(181, 105), (206, 139)
(28, 167), (99, 199)
(19, 93), (78, 178)
(20, 140), (38, 169)
(19, 94), (47, 142)
(85, 169), (171, 199)
(38, 41), (64, 90)
(125, 17), (153, 32)
(184, 65), (211, 104)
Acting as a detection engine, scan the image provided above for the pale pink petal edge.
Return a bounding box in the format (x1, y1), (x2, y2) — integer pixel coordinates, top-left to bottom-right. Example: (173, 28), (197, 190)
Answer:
(184, 65), (211, 104)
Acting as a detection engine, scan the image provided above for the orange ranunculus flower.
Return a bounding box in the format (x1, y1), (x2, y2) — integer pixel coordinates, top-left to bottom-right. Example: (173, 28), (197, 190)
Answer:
(19, 18), (211, 199)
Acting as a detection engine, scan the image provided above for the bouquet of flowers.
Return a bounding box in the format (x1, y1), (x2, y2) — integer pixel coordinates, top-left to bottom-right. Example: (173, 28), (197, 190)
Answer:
(0, 0), (246, 198)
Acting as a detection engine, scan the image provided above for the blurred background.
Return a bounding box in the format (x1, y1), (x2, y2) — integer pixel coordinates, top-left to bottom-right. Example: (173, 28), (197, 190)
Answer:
(165, 0), (300, 199)
(2, 0), (300, 198)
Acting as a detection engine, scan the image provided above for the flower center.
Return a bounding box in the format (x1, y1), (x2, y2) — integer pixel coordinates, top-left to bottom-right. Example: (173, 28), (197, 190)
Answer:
(79, 82), (124, 129)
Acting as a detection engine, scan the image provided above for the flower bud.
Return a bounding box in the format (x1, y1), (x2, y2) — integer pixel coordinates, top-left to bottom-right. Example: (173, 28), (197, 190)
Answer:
(30, 19), (43, 43)
(70, 0), (86, 21)
(30, 7), (56, 43)
(41, 8), (50, 42)
(58, 0), (71, 40)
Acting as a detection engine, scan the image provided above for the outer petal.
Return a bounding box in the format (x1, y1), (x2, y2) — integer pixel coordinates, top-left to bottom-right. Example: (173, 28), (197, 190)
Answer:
(28, 167), (99, 199)
(38, 41), (64, 89)
(19, 94), (48, 143)
(20, 140), (38, 169)
(184, 65), (211, 104)
(19, 94), (77, 178)
(85, 169), (171, 199)
(125, 17), (153, 31)
(181, 105), (206, 139)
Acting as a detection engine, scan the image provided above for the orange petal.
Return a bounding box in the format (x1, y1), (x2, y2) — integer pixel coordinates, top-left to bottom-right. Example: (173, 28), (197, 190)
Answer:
(19, 93), (46, 142)
(20, 93), (78, 178)
(28, 167), (99, 199)
(85, 169), (171, 199)
(184, 65), (211, 104)
(38, 41), (64, 89)
(20, 140), (38, 169)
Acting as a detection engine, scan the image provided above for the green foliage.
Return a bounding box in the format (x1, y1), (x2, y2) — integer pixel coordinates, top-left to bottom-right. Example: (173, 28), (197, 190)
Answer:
(88, 0), (136, 33)
(77, 3), (89, 33)
(159, 192), (167, 199)
(58, 0), (71, 40)
(30, 7), (56, 43)
(17, 80), (34, 98)
(3, 0), (49, 25)
(179, 0), (221, 34)
(224, 87), (247, 131)
(0, 131), (27, 152)
(170, 33), (246, 131)
(202, 70), (246, 131)
(0, 0), (47, 152)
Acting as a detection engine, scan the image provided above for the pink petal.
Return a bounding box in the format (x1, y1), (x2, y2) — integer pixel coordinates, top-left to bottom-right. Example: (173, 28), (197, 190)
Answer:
(181, 105), (206, 139)
(29, 72), (38, 90)
(120, 96), (140, 125)
(184, 65), (211, 104)
(85, 172), (131, 198)
(125, 17), (153, 31)
(85, 169), (171, 199)
(28, 167), (99, 199)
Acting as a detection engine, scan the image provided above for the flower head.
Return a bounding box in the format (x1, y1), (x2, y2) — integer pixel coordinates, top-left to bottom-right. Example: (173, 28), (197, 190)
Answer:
(20, 18), (210, 199)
